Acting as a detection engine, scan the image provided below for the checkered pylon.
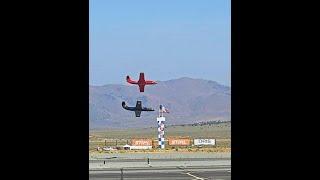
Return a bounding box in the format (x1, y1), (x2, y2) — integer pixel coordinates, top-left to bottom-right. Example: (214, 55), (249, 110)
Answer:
(157, 117), (165, 149)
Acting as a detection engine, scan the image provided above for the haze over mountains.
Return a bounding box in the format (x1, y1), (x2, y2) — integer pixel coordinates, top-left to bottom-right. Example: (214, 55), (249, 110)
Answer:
(89, 77), (230, 129)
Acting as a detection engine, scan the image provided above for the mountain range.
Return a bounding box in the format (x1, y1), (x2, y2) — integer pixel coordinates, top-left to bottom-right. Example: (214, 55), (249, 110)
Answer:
(89, 77), (230, 129)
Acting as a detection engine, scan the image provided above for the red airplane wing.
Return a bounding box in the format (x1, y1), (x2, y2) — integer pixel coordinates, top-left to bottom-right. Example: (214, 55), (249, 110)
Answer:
(139, 72), (145, 82)
(138, 84), (145, 92)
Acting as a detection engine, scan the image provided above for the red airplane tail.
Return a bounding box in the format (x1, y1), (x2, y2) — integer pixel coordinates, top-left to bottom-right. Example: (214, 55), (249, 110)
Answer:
(126, 75), (137, 84)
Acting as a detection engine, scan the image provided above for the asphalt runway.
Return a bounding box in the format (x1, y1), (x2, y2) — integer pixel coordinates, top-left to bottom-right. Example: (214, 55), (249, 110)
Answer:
(90, 157), (230, 163)
(89, 166), (231, 180)
(90, 157), (230, 169)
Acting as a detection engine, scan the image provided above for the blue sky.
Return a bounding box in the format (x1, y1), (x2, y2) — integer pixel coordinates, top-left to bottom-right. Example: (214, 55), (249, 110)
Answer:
(90, 0), (230, 86)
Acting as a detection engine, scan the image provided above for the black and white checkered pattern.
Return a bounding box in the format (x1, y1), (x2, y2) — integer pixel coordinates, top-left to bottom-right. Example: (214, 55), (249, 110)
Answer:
(157, 117), (165, 149)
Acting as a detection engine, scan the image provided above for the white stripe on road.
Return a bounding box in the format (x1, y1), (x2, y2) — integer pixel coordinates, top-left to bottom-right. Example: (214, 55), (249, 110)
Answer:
(184, 172), (204, 180)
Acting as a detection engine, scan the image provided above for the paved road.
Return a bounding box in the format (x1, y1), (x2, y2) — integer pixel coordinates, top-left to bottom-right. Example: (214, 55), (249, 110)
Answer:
(89, 166), (231, 180)
(90, 158), (230, 163)
(90, 158), (230, 169)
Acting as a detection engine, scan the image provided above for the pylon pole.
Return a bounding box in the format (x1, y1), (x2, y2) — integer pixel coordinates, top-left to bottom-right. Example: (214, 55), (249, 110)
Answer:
(157, 105), (165, 149)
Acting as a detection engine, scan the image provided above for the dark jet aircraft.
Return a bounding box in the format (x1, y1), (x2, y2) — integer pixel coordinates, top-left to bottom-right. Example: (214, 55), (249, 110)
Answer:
(122, 101), (154, 117)
(126, 72), (157, 92)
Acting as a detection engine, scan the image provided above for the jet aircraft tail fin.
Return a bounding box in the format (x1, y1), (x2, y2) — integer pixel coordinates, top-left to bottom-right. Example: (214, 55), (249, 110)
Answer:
(122, 101), (128, 109)
(126, 75), (137, 84)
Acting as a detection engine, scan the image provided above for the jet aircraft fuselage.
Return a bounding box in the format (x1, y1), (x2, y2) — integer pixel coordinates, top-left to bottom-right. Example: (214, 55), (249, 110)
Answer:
(122, 101), (154, 117)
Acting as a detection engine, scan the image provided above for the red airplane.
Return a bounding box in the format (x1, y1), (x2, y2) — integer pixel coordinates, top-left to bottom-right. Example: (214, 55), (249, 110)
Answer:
(126, 72), (157, 92)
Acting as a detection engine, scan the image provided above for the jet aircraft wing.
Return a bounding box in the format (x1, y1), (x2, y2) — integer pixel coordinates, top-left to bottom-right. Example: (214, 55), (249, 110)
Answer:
(139, 73), (145, 82)
(135, 110), (141, 117)
(135, 101), (142, 109)
(138, 84), (145, 92)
